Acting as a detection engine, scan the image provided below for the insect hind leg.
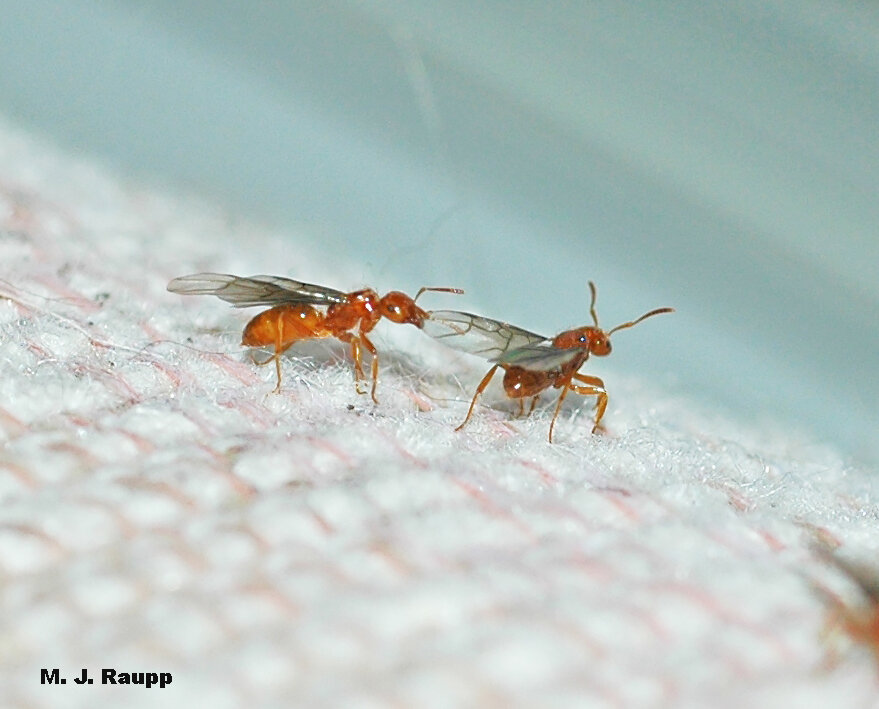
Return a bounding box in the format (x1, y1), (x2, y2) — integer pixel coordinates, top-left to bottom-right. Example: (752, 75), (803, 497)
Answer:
(249, 347), (290, 393)
(456, 364), (499, 432)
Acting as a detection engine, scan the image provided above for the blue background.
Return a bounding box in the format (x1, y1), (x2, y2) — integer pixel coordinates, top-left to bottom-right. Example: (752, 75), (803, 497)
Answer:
(2, 1), (877, 463)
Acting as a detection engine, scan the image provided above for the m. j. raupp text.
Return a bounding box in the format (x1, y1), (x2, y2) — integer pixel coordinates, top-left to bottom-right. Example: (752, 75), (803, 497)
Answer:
(41, 668), (172, 688)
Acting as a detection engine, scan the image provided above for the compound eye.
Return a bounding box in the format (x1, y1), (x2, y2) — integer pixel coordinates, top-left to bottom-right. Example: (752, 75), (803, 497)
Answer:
(383, 303), (409, 323)
(579, 335), (588, 343)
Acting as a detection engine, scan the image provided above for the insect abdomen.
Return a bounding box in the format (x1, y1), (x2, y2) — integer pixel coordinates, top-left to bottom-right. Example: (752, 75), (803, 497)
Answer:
(242, 305), (324, 349)
(502, 366), (554, 398)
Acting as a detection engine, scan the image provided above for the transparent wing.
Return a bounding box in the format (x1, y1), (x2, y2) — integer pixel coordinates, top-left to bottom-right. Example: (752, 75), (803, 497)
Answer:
(422, 310), (547, 360)
(167, 273), (348, 308)
(496, 342), (584, 372)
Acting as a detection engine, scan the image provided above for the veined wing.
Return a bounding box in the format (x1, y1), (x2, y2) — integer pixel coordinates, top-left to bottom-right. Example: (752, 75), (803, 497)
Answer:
(167, 273), (348, 308)
(422, 310), (547, 360)
(495, 342), (584, 373)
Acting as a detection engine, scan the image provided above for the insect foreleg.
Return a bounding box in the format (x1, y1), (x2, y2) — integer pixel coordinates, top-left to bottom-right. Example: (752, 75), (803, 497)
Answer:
(570, 373), (608, 433)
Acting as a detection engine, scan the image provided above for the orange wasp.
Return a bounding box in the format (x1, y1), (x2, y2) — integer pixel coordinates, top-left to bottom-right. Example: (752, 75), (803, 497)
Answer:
(167, 273), (461, 401)
(422, 282), (673, 441)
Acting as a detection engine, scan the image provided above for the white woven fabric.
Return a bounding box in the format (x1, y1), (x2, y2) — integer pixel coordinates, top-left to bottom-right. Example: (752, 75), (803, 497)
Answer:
(2, 119), (878, 709)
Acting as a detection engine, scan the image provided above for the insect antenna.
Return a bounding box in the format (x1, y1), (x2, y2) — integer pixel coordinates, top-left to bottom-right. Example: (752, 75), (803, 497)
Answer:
(414, 286), (465, 302)
(588, 281), (600, 327)
(608, 306), (675, 335)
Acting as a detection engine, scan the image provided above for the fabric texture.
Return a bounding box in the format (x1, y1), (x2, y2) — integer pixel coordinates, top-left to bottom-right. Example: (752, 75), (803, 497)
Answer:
(1, 120), (878, 709)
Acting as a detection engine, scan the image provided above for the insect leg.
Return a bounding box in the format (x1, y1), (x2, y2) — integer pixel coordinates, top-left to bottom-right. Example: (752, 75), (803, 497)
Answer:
(570, 373), (608, 433)
(249, 343), (293, 393)
(337, 333), (367, 395)
(528, 396), (539, 416)
(360, 333), (379, 404)
(456, 364), (499, 432)
(548, 384), (574, 443)
(272, 315), (287, 393)
(272, 356), (282, 393)
(515, 396), (539, 418)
